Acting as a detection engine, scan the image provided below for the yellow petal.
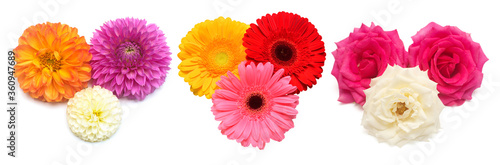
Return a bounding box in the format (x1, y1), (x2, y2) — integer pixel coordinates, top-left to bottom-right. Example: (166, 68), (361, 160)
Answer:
(52, 72), (63, 86)
(44, 84), (58, 101)
(58, 68), (73, 81)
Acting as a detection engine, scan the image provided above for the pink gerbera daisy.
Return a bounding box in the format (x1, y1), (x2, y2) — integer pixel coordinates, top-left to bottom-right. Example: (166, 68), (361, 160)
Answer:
(212, 62), (299, 149)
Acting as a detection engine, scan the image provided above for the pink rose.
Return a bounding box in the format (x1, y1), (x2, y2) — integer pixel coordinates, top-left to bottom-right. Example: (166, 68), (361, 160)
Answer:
(332, 23), (406, 105)
(408, 22), (488, 106)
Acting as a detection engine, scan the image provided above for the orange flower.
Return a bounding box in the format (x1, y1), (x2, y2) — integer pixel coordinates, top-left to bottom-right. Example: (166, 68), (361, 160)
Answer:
(13, 22), (92, 102)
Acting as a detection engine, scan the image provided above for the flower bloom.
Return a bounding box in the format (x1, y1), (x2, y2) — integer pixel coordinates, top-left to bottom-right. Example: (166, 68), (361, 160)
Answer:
(178, 17), (249, 99)
(243, 11), (326, 94)
(362, 65), (444, 146)
(67, 86), (122, 142)
(212, 62), (299, 149)
(408, 22), (488, 106)
(14, 22), (92, 102)
(90, 18), (172, 100)
(332, 23), (406, 105)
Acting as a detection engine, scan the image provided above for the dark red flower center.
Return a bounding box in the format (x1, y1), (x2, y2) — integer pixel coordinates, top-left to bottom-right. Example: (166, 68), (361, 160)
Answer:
(246, 93), (266, 111)
(271, 41), (297, 66)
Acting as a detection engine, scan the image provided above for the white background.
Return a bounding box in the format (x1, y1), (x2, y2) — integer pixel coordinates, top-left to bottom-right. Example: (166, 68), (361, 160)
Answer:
(1, 0), (499, 164)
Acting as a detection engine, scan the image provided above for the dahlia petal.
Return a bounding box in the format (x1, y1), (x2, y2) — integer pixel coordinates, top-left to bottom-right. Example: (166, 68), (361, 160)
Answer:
(13, 45), (37, 60)
(52, 72), (64, 86)
(115, 74), (124, 85)
(135, 74), (146, 86)
(125, 79), (133, 90)
(90, 18), (171, 100)
(44, 84), (58, 101)
(126, 70), (137, 79)
(59, 68), (73, 81)
(78, 71), (91, 82)
(131, 83), (140, 95)
(15, 60), (33, 67)
(53, 81), (65, 95)
(67, 86), (122, 142)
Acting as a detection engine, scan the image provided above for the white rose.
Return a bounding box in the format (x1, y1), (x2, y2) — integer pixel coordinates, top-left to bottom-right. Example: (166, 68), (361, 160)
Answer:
(362, 65), (444, 146)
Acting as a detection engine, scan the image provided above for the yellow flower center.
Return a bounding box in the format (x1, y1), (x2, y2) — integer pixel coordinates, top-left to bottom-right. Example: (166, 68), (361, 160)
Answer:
(214, 52), (229, 66)
(90, 109), (102, 122)
(201, 39), (244, 76)
(38, 49), (61, 71)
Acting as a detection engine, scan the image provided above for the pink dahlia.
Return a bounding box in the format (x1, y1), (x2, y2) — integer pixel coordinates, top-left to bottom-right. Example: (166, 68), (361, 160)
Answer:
(212, 62), (299, 150)
(90, 18), (172, 100)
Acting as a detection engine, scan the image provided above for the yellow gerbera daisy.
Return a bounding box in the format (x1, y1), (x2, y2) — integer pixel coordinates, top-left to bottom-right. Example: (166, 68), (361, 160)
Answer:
(13, 22), (92, 102)
(178, 17), (249, 99)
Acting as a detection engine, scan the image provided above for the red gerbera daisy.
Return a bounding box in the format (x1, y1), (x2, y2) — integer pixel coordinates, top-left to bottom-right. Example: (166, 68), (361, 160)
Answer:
(243, 11), (326, 93)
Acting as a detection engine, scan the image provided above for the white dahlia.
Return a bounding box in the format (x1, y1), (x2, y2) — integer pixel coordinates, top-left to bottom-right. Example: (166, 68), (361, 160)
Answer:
(67, 86), (122, 142)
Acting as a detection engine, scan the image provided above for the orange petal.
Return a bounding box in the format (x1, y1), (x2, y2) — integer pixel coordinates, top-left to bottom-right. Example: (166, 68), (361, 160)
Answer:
(52, 72), (64, 86)
(15, 60), (33, 67)
(43, 84), (56, 101)
(63, 85), (75, 98)
(13, 45), (37, 60)
(53, 51), (61, 60)
(31, 72), (44, 88)
(41, 68), (51, 85)
(53, 81), (65, 95)
(78, 71), (91, 82)
(79, 64), (91, 72)
(27, 31), (47, 50)
(58, 68), (74, 81)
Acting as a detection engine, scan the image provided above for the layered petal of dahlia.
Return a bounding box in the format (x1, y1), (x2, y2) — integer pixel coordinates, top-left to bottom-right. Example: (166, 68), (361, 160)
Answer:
(90, 18), (172, 100)
(243, 11), (326, 94)
(67, 86), (122, 142)
(212, 62), (299, 150)
(14, 22), (92, 102)
(178, 17), (249, 99)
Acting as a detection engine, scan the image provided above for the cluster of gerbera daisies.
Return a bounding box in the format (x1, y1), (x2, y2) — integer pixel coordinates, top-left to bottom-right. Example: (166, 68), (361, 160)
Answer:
(178, 12), (326, 149)
(13, 18), (172, 142)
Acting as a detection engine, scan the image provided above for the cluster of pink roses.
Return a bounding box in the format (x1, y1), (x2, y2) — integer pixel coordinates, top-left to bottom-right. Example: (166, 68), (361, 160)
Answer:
(332, 22), (488, 106)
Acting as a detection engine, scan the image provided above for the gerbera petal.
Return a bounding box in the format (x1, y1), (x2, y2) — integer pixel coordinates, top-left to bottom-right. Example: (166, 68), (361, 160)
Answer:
(243, 12), (326, 94)
(211, 62), (298, 149)
(178, 17), (248, 99)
